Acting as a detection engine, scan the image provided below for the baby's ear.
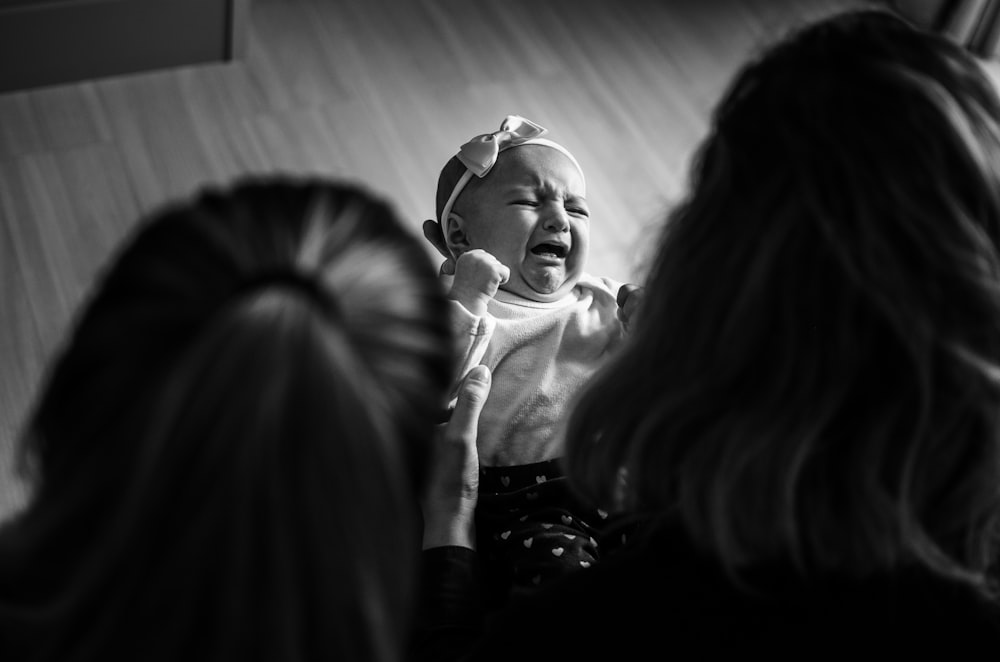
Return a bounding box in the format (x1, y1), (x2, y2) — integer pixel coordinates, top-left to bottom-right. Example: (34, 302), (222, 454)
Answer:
(444, 212), (471, 256)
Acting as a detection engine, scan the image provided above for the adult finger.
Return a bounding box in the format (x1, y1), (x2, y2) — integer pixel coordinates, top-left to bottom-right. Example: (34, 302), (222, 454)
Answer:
(422, 219), (456, 275)
(421, 365), (492, 550)
(422, 219), (448, 254)
(617, 283), (640, 309)
(446, 365), (491, 450)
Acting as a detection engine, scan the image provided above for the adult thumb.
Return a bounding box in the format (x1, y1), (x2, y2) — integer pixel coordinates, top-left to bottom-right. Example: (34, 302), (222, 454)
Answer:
(448, 365), (491, 445)
(617, 283), (640, 308)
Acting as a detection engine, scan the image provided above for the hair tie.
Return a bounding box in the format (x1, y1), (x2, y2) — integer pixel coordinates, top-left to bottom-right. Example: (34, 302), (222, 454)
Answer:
(235, 269), (337, 317)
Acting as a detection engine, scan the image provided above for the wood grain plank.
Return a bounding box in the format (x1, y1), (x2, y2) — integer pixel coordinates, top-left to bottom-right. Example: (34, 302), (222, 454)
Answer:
(27, 82), (112, 152)
(0, 92), (45, 158)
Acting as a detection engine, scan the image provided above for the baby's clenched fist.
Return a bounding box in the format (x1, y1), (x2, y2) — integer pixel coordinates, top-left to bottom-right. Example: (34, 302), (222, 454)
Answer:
(449, 249), (511, 316)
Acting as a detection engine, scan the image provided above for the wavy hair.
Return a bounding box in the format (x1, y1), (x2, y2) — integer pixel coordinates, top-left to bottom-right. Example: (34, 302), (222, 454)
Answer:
(565, 9), (1000, 594)
(0, 177), (452, 661)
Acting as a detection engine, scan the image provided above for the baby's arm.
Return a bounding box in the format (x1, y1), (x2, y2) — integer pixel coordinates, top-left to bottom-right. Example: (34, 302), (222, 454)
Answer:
(447, 250), (508, 405)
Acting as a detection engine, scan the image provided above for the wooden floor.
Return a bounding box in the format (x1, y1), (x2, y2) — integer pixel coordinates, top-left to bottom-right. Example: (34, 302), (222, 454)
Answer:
(0, 0), (865, 519)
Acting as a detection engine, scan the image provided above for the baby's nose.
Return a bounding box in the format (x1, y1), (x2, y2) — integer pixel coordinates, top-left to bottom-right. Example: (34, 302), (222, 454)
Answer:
(542, 207), (569, 232)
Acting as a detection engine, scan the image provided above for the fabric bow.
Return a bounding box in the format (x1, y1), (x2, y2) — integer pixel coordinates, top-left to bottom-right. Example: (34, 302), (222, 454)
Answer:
(456, 115), (548, 177)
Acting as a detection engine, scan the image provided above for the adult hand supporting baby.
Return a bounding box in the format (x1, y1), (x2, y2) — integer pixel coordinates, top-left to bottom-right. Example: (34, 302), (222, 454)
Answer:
(422, 219), (456, 275)
(617, 283), (643, 330)
(422, 365), (492, 550)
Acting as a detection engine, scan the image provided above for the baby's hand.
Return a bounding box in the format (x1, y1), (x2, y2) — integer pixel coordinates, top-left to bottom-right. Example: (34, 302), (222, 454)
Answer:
(617, 284), (643, 331)
(450, 249), (510, 316)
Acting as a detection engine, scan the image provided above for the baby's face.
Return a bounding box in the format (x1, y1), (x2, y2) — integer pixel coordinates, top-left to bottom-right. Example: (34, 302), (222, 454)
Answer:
(457, 146), (589, 303)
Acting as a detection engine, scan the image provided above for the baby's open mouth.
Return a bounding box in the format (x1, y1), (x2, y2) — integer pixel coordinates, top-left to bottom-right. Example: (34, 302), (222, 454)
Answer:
(530, 243), (568, 259)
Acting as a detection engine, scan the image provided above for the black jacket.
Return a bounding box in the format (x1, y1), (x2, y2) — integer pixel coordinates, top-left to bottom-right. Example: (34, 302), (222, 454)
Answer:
(414, 518), (1000, 661)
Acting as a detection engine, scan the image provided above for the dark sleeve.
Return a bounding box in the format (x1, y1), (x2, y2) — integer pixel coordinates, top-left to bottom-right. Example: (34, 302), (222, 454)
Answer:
(409, 546), (485, 662)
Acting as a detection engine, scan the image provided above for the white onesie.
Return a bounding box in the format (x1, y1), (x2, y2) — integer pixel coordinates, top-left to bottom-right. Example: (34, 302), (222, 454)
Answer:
(449, 273), (625, 466)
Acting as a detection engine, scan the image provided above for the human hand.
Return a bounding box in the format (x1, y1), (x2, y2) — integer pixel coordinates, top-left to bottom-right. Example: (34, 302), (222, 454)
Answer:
(422, 219), (455, 276)
(617, 284), (643, 331)
(421, 365), (491, 550)
(449, 250), (510, 317)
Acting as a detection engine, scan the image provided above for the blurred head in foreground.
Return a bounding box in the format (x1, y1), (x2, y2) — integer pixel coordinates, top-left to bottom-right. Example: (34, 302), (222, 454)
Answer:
(0, 176), (452, 662)
(566, 8), (1000, 596)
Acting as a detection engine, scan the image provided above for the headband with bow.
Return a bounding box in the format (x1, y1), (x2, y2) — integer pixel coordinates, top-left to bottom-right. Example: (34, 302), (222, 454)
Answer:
(457, 115), (547, 176)
(439, 115), (585, 227)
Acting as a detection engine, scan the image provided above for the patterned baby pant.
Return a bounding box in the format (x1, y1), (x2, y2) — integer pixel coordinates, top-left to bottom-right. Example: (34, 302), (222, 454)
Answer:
(475, 458), (635, 608)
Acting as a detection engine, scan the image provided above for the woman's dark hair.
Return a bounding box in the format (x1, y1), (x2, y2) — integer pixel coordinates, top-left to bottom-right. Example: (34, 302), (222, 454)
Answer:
(0, 177), (452, 661)
(566, 9), (1000, 595)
